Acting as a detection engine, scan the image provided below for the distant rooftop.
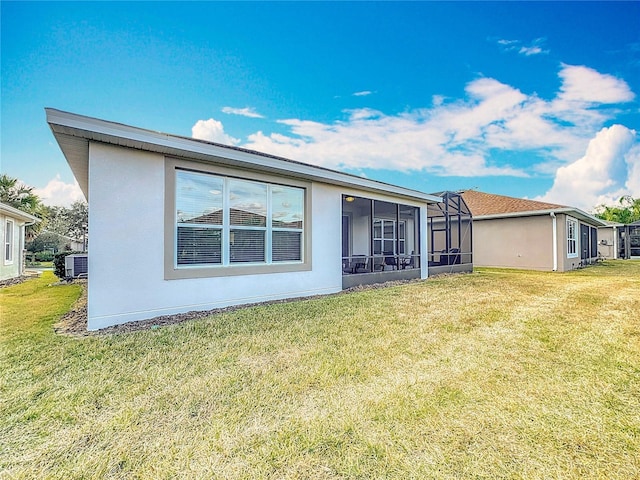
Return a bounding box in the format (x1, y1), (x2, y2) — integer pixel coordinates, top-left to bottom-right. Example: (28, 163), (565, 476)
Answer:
(460, 190), (565, 216)
(459, 190), (607, 227)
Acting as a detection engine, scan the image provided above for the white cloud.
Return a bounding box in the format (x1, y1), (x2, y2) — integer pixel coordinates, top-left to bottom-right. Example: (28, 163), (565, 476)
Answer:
(353, 90), (373, 97)
(556, 64), (635, 105)
(537, 125), (638, 210)
(191, 118), (240, 145)
(192, 65), (636, 187)
(34, 175), (85, 207)
(624, 145), (640, 194)
(497, 37), (548, 56)
(242, 66), (634, 178)
(221, 106), (264, 118)
(519, 46), (543, 56)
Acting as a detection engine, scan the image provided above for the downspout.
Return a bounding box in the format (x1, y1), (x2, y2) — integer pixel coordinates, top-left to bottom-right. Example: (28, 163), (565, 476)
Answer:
(613, 226), (617, 259)
(550, 212), (558, 271)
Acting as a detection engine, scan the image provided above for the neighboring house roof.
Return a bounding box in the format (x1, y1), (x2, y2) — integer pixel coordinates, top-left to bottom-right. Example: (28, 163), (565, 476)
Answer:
(0, 202), (40, 224)
(600, 220), (625, 227)
(46, 108), (441, 205)
(460, 190), (607, 227)
(461, 189), (564, 216)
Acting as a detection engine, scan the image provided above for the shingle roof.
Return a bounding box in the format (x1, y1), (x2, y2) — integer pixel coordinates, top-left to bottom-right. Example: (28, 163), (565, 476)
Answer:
(460, 190), (566, 216)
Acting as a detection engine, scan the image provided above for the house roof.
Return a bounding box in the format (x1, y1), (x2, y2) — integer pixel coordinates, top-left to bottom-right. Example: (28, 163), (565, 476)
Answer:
(46, 108), (441, 205)
(0, 202), (40, 224)
(460, 190), (607, 227)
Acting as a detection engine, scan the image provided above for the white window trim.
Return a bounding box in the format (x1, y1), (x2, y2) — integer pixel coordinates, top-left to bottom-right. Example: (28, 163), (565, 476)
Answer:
(373, 218), (406, 255)
(567, 216), (578, 258)
(4, 219), (14, 265)
(165, 157), (312, 280)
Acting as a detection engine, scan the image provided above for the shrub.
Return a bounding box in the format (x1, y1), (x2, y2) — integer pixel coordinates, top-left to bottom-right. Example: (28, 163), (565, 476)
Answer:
(34, 251), (54, 262)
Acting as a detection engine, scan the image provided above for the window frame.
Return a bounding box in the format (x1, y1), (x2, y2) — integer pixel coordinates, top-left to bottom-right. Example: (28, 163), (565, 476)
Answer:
(165, 157), (312, 280)
(4, 219), (14, 264)
(567, 217), (578, 258)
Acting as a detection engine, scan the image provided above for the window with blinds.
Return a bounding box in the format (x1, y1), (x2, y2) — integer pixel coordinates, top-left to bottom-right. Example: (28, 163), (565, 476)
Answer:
(175, 170), (304, 267)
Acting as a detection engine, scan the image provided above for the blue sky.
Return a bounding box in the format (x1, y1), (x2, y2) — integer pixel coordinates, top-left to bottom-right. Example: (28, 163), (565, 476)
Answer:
(2, 1), (639, 211)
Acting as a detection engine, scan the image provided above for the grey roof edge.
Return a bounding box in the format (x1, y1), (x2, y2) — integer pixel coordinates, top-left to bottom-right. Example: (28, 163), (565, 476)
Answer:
(0, 202), (40, 223)
(45, 108), (441, 204)
(474, 207), (608, 226)
(601, 220), (625, 227)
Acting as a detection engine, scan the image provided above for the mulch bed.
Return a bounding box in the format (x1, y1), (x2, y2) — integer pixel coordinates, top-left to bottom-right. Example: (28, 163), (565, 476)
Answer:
(0, 276), (30, 289)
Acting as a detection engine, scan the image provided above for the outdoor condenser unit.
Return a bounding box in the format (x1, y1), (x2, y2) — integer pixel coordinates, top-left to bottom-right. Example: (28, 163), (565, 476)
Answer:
(65, 254), (88, 278)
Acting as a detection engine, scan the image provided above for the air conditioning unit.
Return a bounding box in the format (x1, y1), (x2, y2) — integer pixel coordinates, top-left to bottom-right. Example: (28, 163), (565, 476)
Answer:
(65, 254), (88, 278)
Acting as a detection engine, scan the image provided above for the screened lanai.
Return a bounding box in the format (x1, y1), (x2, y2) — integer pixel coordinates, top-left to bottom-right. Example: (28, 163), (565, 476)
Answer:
(342, 195), (422, 288)
(618, 220), (640, 259)
(427, 191), (473, 274)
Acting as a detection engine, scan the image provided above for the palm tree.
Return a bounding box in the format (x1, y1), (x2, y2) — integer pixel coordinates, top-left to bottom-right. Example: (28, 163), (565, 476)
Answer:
(595, 195), (640, 224)
(0, 174), (47, 238)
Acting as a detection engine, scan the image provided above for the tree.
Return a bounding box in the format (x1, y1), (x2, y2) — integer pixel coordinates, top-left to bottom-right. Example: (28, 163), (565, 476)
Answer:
(63, 201), (88, 240)
(0, 174), (47, 238)
(44, 201), (88, 240)
(26, 231), (74, 254)
(594, 195), (640, 224)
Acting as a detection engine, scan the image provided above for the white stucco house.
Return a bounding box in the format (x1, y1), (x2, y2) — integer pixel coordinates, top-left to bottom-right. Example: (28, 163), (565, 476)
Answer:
(1, 202), (39, 281)
(47, 109), (441, 330)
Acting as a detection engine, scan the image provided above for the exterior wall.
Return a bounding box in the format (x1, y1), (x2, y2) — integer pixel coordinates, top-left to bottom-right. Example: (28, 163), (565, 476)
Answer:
(557, 214), (601, 271)
(557, 214), (578, 272)
(87, 143), (429, 330)
(1, 213), (24, 281)
(473, 213), (603, 272)
(597, 226), (617, 259)
(472, 215), (554, 271)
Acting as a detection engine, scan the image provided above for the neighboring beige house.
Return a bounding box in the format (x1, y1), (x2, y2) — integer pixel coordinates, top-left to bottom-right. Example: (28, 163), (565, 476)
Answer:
(1, 202), (39, 281)
(597, 221), (623, 260)
(460, 190), (607, 272)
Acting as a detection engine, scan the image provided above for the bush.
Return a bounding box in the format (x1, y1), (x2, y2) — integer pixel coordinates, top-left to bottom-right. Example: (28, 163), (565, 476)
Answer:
(34, 251), (54, 262)
(53, 251), (84, 280)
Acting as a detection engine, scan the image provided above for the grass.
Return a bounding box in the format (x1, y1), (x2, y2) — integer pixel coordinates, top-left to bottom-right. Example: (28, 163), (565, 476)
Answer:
(1, 262), (639, 479)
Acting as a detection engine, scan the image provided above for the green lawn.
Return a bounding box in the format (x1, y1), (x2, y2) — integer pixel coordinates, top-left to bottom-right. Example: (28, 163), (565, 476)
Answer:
(1, 263), (639, 479)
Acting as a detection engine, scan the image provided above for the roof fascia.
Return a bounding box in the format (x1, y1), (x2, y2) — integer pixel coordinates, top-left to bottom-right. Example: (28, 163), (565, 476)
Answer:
(46, 108), (441, 204)
(474, 207), (607, 226)
(0, 202), (40, 223)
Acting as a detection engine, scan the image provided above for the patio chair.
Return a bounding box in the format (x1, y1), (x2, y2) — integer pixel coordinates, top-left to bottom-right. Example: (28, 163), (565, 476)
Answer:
(354, 256), (370, 273)
(383, 252), (398, 270)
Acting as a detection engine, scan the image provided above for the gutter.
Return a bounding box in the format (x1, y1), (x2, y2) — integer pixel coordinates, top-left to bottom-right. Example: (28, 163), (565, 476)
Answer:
(474, 207), (607, 227)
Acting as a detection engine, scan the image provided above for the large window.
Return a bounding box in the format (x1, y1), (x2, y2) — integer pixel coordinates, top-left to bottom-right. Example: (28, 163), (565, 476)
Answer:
(567, 218), (578, 258)
(175, 169), (304, 268)
(4, 219), (13, 263)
